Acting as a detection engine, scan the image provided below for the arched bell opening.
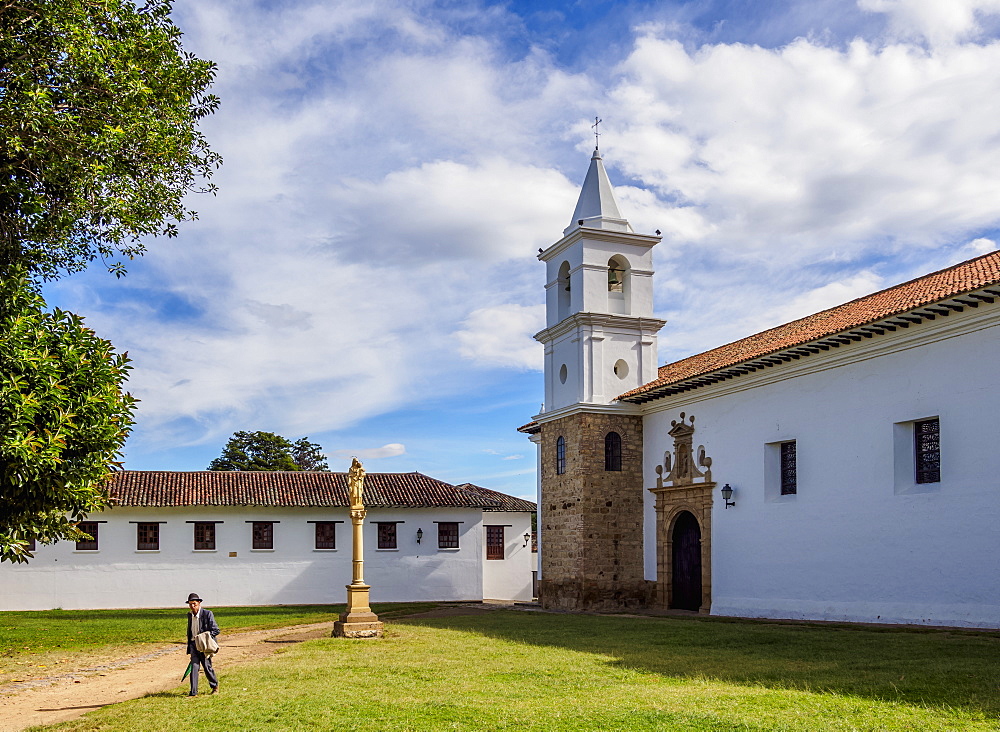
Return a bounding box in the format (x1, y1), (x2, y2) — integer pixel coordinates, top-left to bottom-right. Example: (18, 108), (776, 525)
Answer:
(557, 260), (571, 321)
(607, 255), (630, 314)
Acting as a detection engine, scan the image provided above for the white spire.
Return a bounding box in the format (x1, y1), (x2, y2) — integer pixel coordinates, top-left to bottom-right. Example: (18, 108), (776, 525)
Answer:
(564, 147), (633, 236)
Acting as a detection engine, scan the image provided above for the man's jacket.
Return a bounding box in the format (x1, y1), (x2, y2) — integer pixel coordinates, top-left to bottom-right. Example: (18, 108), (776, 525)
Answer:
(186, 608), (221, 654)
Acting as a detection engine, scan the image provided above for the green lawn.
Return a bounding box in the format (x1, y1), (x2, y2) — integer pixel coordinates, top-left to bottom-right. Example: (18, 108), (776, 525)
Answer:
(29, 610), (1000, 731)
(0, 603), (435, 683)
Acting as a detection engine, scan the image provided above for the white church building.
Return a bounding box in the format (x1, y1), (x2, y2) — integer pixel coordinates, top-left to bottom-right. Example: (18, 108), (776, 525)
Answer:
(2, 471), (536, 610)
(521, 146), (1000, 629)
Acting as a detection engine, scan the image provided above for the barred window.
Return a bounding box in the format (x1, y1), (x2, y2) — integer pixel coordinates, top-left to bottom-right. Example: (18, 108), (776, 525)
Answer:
(556, 436), (566, 475)
(437, 522), (459, 549)
(76, 522), (99, 551)
(315, 522), (337, 549)
(605, 432), (622, 471)
(252, 522), (274, 550)
(194, 522), (216, 550)
(915, 418), (941, 484)
(377, 522), (397, 549)
(780, 441), (797, 495)
(486, 525), (505, 560)
(137, 523), (159, 550)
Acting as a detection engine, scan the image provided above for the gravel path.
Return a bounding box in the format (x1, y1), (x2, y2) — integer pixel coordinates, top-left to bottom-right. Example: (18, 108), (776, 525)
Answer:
(0, 621), (336, 732)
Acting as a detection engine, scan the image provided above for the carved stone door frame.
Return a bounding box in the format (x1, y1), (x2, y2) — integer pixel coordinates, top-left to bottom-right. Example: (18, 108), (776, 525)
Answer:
(650, 483), (714, 613)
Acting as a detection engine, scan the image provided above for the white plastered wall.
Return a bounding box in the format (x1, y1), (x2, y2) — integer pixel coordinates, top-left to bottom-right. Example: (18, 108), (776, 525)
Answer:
(641, 307), (1000, 628)
(2, 506), (494, 610)
(481, 511), (535, 602)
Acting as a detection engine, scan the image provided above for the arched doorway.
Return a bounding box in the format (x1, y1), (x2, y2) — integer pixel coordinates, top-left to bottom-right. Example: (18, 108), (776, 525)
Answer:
(671, 511), (702, 611)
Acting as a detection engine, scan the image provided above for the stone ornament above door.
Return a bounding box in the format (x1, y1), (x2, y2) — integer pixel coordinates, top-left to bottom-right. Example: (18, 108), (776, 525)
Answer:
(656, 412), (713, 489)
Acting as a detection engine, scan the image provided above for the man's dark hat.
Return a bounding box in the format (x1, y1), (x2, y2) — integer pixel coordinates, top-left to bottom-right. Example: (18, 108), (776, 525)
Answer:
(186, 593), (203, 603)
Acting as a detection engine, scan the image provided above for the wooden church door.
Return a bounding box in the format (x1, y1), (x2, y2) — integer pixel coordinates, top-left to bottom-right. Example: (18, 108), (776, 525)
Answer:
(671, 511), (702, 611)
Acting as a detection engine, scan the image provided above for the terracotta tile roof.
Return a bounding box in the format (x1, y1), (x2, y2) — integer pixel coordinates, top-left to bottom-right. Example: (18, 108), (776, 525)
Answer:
(455, 483), (536, 512)
(621, 250), (1000, 402)
(107, 471), (501, 509)
(517, 421), (540, 434)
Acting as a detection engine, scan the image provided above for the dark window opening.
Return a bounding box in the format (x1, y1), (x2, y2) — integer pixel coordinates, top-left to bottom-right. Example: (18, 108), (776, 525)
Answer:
(194, 522), (216, 550)
(378, 522), (397, 549)
(556, 435), (566, 475)
(315, 522), (337, 549)
(437, 522), (459, 549)
(915, 418), (941, 484)
(486, 525), (505, 560)
(252, 522), (274, 550)
(137, 523), (159, 550)
(605, 431), (622, 471)
(780, 441), (797, 495)
(76, 522), (99, 551)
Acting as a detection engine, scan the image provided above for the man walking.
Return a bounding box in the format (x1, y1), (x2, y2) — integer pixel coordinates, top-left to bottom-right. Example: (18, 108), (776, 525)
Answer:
(185, 592), (220, 696)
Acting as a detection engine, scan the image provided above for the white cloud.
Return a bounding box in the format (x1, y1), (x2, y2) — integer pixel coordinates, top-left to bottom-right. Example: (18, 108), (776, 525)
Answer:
(502, 454), (525, 460)
(330, 443), (407, 460)
(455, 304), (545, 370)
(965, 237), (997, 255)
(859, 0), (1000, 45)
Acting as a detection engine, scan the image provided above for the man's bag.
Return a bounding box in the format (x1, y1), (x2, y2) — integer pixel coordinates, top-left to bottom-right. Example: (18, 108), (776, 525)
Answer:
(195, 630), (219, 655)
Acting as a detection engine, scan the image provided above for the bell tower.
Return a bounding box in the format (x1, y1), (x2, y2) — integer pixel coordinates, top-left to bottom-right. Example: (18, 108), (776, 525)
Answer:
(531, 146), (665, 612)
(536, 147), (665, 414)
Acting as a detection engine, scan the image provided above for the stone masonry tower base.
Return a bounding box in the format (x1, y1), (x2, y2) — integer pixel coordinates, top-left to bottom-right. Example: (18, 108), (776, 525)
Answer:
(537, 411), (653, 611)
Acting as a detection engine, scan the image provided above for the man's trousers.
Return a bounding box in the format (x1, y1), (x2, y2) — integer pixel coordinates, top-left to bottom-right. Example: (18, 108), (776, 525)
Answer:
(189, 650), (218, 694)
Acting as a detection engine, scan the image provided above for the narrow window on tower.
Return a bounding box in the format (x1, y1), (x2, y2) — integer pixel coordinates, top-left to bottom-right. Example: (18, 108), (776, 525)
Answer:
(555, 436), (566, 475)
(605, 431), (622, 471)
(780, 441), (797, 495)
(914, 418), (941, 484)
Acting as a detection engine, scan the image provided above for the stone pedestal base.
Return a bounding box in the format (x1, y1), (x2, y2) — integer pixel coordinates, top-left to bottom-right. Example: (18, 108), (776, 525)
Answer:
(332, 583), (384, 638)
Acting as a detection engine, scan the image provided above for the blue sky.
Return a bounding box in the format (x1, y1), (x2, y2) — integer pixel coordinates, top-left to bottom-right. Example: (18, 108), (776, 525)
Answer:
(43, 0), (1000, 500)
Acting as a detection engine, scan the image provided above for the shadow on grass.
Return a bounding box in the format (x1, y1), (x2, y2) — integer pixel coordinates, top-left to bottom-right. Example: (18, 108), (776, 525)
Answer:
(402, 610), (1000, 718)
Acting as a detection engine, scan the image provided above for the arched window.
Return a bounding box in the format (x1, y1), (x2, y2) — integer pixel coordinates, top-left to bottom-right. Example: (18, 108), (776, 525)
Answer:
(605, 431), (622, 471)
(557, 261), (571, 321)
(607, 256), (629, 314)
(556, 436), (566, 475)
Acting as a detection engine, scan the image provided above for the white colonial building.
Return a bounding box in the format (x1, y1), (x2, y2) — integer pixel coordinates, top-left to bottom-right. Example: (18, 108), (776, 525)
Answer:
(522, 146), (1000, 629)
(3, 471), (535, 610)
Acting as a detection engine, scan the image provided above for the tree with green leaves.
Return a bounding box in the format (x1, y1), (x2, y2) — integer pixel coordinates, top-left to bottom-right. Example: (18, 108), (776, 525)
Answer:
(0, 270), (136, 563)
(209, 432), (330, 472)
(1, 0), (221, 279)
(0, 0), (219, 562)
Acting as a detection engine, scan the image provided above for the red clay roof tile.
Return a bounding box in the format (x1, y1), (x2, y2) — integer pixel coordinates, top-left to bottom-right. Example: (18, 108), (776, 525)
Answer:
(107, 471), (510, 509)
(620, 250), (1000, 401)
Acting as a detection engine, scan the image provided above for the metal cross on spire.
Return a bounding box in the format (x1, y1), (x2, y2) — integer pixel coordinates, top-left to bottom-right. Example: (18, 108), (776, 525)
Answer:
(592, 116), (602, 150)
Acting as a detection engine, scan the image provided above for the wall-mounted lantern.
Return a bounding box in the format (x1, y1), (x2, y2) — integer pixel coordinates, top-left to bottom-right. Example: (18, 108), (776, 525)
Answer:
(523, 531), (531, 547)
(721, 484), (735, 509)
(416, 528), (423, 544)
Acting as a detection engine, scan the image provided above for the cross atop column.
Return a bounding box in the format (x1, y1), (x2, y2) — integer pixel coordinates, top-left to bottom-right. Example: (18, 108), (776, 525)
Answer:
(592, 116), (602, 149)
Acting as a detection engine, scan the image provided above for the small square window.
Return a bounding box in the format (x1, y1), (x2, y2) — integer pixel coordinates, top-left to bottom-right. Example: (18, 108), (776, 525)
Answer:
(437, 522), (459, 549)
(137, 523), (159, 550)
(76, 522), (99, 551)
(377, 522), (397, 549)
(194, 522), (216, 550)
(252, 522), (273, 549)
(315, 522), (336, 549)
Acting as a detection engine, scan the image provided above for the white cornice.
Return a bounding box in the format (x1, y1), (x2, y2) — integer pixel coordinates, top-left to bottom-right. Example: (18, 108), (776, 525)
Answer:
(539, 227), (660, 263)
(632, 293), (1000, 414)
(532, 401), (644, 424)
(535, 312), (668, 343)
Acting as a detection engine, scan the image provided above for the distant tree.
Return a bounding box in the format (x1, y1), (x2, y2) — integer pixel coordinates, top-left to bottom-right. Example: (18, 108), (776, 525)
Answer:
(291, 437), (329, 472)
(0, 0), (221, 279)
(209, 431), (330, 472)
(0, 271), (136, 563)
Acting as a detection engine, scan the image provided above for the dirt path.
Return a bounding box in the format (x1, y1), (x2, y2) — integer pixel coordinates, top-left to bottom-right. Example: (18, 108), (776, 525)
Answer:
(0, 621), (336, 732)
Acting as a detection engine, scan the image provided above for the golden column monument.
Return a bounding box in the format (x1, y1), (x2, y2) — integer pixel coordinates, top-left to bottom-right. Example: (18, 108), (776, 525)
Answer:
(332, 458), (385, 638)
